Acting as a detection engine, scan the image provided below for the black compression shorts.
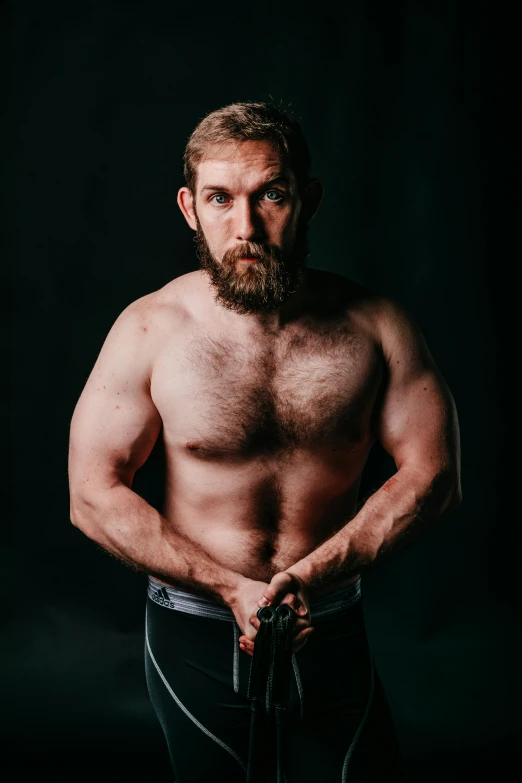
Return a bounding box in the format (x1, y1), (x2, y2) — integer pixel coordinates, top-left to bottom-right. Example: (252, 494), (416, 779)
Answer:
(145, 578), (403, 782)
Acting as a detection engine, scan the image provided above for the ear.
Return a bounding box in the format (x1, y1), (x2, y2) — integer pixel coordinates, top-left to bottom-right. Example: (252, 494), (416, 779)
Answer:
(177, 187), (198, 230)
(303, 179), (324, 221)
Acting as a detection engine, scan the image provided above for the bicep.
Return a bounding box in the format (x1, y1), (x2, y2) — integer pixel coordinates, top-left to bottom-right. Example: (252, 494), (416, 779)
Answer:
(69, 305), (162, 492)
(375, 302), (460, 476)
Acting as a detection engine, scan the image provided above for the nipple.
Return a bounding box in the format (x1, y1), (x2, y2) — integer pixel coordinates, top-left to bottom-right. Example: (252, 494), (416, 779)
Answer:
(185, 441), (201, 451)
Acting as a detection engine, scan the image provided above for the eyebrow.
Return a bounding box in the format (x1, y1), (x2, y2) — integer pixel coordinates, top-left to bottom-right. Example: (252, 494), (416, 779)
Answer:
(200, 174), (290, 193)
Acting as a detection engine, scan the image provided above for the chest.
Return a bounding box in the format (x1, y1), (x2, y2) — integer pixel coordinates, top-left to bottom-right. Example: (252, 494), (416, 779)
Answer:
(152, 328), (383, 457)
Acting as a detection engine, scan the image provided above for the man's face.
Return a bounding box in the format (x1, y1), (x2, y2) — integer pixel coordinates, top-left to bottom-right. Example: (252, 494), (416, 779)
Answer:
(180, 140), (309, 314)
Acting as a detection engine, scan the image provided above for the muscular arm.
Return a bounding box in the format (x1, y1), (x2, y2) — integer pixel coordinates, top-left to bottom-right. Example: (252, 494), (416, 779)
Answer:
(280, 298), (462, 595)
(68, 298), (248, 606)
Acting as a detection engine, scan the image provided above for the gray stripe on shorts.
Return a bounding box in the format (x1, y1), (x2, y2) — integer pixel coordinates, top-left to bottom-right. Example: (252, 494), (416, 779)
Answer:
(292, 654), (305, 720)
(232, 623), (240, 693)
(145, 607), (246, 772)
(342, 657), (375, 782)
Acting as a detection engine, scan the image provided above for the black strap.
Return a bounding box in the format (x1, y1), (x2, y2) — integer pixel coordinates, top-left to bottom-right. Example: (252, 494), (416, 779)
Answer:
(246, 604), (296, 783)
(269, 604), (295, 711)
(247, 606), (274, 705)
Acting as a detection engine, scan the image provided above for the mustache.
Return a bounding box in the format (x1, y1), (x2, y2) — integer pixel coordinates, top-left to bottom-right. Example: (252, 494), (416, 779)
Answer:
(221, 242), (282, 267)
(192, 211), (309, 314)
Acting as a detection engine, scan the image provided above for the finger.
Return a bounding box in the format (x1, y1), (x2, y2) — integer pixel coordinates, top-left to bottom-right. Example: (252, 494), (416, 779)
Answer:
(258, 572), (295, 607)
(293, 625), (314, 642)
(288, 590), (310, 616)
(291, 619), (311, 636)
(291, 626), (314, 654)
(294, 597), (309, 616)
(240, 639), (254, 656)
(279, 593), (301, 612)
(249, 616), (260, 630)
(282, 595), (308, 617)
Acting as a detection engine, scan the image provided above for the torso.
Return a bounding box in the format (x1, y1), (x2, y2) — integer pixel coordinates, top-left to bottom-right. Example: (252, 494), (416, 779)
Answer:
(148, 268), (385, 596)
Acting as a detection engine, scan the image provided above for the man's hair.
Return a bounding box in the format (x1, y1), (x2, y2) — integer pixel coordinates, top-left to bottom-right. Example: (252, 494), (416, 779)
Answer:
(183, 102), (312, 194)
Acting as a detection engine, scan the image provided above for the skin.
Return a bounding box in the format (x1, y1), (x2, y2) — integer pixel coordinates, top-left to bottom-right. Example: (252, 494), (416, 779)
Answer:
(68, 139), (461, 658)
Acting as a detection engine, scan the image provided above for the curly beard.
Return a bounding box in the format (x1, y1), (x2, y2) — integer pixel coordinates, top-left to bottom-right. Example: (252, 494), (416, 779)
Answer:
(194, 213), (310, 315)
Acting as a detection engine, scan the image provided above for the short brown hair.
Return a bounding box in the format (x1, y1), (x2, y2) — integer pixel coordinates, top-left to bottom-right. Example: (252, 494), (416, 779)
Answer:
(183, 102), (312, 194)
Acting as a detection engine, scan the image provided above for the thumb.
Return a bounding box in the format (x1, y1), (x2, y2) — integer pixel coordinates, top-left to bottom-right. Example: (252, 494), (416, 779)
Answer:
(258, 572), (295, 607)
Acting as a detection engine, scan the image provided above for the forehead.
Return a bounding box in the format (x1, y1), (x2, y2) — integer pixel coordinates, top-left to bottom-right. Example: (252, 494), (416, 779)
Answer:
(196, 139), (294, 192)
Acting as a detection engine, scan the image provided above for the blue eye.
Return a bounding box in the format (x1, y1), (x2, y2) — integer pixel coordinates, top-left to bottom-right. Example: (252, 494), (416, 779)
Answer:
(212, 194), (228, 205)
(265, 190), (282, 201)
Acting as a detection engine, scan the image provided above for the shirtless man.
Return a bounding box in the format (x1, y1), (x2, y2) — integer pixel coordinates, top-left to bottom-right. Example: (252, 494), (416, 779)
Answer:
(68, 102), (461, 782)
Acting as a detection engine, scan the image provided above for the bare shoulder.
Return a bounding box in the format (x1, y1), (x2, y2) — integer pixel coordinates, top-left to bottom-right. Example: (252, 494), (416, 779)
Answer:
(360, 294), (428, 358)
(82, 273), (201, 391)
(306, 268), (429, 361)
(117, 271), (202, 334)
(307, 267), (372, 304)
(307, 267), (390, 327)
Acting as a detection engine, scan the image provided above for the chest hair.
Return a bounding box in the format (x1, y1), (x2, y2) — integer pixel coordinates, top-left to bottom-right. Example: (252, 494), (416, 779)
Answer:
(180, 324), (381, 457)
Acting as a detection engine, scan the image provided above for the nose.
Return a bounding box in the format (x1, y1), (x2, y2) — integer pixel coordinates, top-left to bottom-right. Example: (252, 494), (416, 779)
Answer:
(235, 199), (264, 242)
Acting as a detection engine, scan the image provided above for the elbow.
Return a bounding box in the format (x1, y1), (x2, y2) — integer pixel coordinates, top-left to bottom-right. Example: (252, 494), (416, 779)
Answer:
(69, 491), (100, 538)
(70, 504), (86, 531)
(438, 470), (462, 514)
(69, 491), (82, 527)
(447, 480), (462, 511)
(413, 465), (461, 516)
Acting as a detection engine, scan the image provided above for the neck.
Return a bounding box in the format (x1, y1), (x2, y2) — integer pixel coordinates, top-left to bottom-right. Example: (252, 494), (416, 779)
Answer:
(210, 269), (311, 334)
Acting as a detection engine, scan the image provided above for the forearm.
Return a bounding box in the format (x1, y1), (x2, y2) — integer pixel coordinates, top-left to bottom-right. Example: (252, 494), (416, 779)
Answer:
(70, 484), (247, 605)
(287, 467), (461, 592)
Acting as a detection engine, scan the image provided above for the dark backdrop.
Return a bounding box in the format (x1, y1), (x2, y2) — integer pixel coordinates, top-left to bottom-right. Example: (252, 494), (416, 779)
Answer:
(6, 1), (520, 781)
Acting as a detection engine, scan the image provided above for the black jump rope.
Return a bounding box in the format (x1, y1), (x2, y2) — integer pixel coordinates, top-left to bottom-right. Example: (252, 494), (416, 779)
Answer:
(246, 603), (296, 783)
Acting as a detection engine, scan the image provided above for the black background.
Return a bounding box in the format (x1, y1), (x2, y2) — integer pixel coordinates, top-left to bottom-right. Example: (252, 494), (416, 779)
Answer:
(6, 1), (520, 781)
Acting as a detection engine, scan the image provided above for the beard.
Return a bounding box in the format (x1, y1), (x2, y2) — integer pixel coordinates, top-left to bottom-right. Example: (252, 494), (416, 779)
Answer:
(194, 213), (310, 315)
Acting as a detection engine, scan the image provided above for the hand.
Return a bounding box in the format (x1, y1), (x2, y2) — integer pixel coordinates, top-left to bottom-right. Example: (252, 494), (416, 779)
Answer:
(238, 571), (314, 657)
(229, 577), (272, 644)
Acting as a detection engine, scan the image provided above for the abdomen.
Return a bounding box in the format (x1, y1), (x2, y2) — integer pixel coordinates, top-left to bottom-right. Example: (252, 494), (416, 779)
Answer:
(161, 443), (369, 580)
